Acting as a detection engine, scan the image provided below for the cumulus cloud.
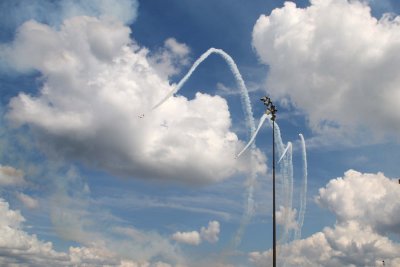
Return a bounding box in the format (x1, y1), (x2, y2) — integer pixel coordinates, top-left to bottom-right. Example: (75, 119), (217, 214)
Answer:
(0, 191), (183, 266)
(172, 231), (201, 246)
(0, 164), (26, 186)
(35, 166), (182, 265)
(200, 220), (220, 243)
(172, 220), (220, 246)
(250, 223), (400, 267)
(2, 16), (265, 184)
(249, 170), (400, 266)
(317, 169), (400, 234)
(252, 0), (400, 141)
(0, 197), (149, 266)
(111, 226), (182, 263)
(276, 206), (298, 231)
(148, 38), (191, 79)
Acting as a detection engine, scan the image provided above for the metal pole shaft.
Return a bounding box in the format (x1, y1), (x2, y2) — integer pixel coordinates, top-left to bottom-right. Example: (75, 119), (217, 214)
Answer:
(272, 119), (276, 267)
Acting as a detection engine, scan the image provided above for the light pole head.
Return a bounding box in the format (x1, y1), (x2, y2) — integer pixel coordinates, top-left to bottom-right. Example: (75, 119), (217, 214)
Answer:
(261, 96), (277, 121)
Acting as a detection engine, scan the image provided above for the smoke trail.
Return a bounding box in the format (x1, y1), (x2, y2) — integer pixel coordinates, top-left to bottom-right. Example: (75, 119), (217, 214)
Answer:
(231, 114), (267, 249)
(279, 142), (294, 267)
(278, 143), (293, 245)
(237, 114), (303, 249)
(286, 143), (294, 242)
(278, 142), (292, 164)
(151, 48), (255, 134)
(266, 119), (295, 247)
(236, 114), (268, 158)
(294, 134), (308, 240)
(151, 47), (259, 248)
(239, 115), (295, 244)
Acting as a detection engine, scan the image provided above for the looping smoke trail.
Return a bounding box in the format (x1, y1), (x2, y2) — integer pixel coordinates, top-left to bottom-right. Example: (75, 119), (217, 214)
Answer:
(294, 134), (308, 240)
(238, 113), (308, 267)
(151, 48), (259, 248)
(239, 115), (296, 244)
(151, 48), (255, 134)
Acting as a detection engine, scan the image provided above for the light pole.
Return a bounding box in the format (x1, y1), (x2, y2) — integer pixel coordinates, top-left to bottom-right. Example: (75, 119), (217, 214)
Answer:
(260, 96), (278, 267)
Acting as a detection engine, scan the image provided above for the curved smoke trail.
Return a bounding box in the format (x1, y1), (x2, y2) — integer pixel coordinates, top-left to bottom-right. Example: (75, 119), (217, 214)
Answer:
(278, 142), (292, 164)
(151, 48), (255, 134)
(237, 115), (308, 264)
(236, 114), (268, 158)
(294, 134), (308, 240)
(151, 48), (258, 248)
(238, 115), (296, 246)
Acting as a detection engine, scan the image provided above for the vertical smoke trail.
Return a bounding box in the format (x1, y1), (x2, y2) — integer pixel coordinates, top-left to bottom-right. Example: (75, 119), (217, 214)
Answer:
(151, 48), (258, 248)
(278, 145), (289, 244)
(278, 143), (293, 245)
(232, 114), (268, 249)
(287, 143), (294, 240)
(294, 134), (308, 240)
(280, 151), (294, 267)
(267, 119), (296, 248)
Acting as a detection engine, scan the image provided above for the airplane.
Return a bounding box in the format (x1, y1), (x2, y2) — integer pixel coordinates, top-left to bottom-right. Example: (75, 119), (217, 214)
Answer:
(138, 114), (145, 119)
(160, 121), (168, 128)
(260, 96), (272, 106)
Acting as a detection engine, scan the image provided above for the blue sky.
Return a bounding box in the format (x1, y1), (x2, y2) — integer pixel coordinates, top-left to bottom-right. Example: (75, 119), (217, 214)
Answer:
(1, 0), (400, 266)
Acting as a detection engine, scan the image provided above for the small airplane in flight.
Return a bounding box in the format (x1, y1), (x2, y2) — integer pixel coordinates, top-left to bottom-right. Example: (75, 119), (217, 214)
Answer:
(260, 96), (272, 106)
(160, 121), (168, 128)
(138, 114), (145, 119)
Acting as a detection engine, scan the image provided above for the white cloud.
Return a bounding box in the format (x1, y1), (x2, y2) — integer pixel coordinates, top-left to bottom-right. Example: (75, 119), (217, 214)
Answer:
(276, 206), (298, 231)
(16, 192), (39, 209)
(111, 226), (182, 263)
(2, 17), (265, 184)
(317, 169), (400, 234)
(15, 165), (183, 265)
(172, 220), (221, 246)
(252, 0), (400, 142)
(68, 246), (122, 266)
(171, 231), (201, 246)
(250, 222), (400, 267)
(200, 220), (220, 243)
(0, 197), (133, 266)
(250, 170), (400, 266)
(0, 197), (25, 228)
(0, 164), (26, 186)
(149, 38), (191, 79)
(165, 38), (190, 58)
(0, 197), (182, 266)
